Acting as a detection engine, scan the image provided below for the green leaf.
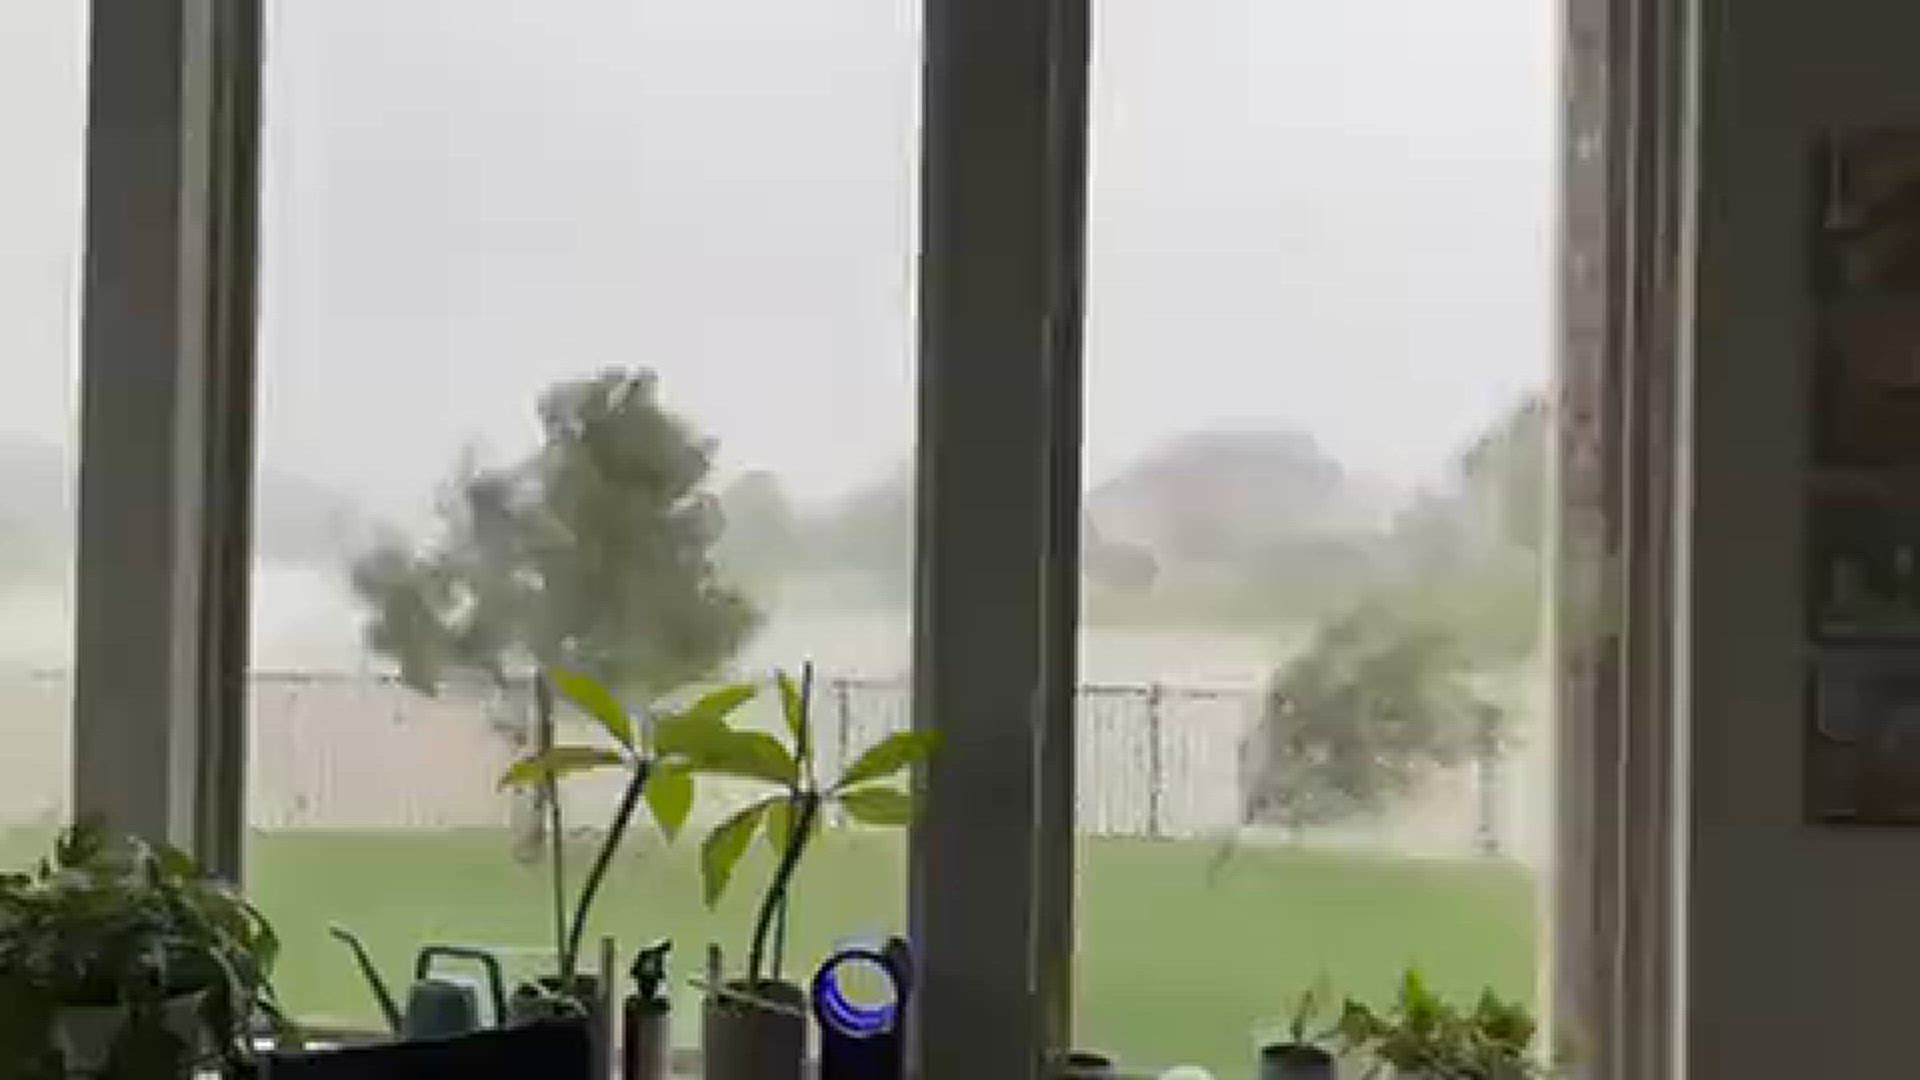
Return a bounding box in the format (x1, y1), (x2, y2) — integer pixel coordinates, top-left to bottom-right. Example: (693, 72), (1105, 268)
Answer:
(644, 764), (695, 841)
(679, 683), (760, 729)
(834, 730), (941, 791)
(778, 668), (811, 768)
(683, 729), (798, 787)
(548, 668), (636, 749)
(837, 785), (916, 826)
(764, 798), (793, 855)
(654, 684), (754, 759)
(763, 796), (816, 855)
(500, 745), (624, 789)
(701, 799), (773, 908)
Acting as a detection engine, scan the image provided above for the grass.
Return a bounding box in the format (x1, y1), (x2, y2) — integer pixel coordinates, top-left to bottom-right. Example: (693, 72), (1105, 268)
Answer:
(0, 828), (1536, 1078)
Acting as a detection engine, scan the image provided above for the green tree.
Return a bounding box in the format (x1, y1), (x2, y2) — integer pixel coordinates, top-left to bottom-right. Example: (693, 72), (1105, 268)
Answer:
(351, 369), (759, 861)
(1242, 601), (1495, 830)
(352, 368), (758, 699)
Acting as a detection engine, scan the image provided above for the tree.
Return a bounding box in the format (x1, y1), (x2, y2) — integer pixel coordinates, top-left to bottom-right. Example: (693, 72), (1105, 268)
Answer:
(1237, 395), (1547, 831)
(352, 369), (758, 865)
(352, 370), (757, 856)
(1241, 600), (1496, 830)
(353, 368), (757, 700)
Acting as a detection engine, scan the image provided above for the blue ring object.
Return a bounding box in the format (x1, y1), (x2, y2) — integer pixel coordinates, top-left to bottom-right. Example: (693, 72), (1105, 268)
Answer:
(811, 947), (901, 1038)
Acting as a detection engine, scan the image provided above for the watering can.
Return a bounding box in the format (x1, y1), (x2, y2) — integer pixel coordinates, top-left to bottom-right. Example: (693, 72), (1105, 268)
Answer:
(328, 924), (509, 1041)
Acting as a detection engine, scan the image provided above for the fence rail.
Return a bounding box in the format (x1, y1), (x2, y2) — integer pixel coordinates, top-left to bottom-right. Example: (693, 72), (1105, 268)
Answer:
(0, 670), (1536, 858)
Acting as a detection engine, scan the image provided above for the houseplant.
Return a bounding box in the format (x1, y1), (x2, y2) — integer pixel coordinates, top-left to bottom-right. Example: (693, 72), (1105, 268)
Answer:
(689, 663), (939, 1080)
(0, 823), (286, 1080)
(499, 668), (758, 1037)
(1259, 977), (1338, 1080)
(1336, 968), (1549, 1080)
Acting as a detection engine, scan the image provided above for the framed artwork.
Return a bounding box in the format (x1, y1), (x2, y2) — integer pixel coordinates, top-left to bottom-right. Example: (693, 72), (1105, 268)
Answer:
(1810, 128), (1920, 643)
(1808, 128), (1920, 822)
(1808, 650), (1920, 823)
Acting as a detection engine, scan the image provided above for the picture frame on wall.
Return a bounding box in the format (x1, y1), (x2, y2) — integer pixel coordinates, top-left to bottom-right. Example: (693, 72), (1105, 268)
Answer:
(1807, 128), (1920, 823)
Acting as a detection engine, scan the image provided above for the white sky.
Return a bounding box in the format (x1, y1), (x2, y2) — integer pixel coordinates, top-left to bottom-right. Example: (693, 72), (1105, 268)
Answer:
(1, 0), (1554, 517)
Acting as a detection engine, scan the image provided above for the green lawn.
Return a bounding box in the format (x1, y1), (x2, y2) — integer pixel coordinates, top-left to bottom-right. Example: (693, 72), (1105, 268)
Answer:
(1, 828), (1536, 1078)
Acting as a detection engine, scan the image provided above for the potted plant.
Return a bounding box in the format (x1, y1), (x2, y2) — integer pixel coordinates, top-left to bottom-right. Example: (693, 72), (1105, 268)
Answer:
(688, 663), (939, 1080)
(1336, 968), (1550, 1080)
(1259, 977), (1337, 1080)
(499, 669), (759, 1052)
(0, 823), (287, 1079)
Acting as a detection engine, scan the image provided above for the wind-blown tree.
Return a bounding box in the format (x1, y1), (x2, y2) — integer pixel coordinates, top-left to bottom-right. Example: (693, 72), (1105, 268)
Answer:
(351, 368), (759, 848)
(1242, 601), (1495, 830)
(1239, 394), (1546, 830)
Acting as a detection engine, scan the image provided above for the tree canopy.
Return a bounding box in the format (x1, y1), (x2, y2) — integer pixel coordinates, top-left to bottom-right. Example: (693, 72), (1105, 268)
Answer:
(1243, 601), (1496, 829)
(351, 368), (758, 699)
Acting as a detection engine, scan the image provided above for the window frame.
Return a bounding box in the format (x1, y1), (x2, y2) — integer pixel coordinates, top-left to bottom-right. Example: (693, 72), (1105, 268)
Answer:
(71, 0), (260, 874)
(67, 0), (1691, 1076)
(1553, 0), (1693, 1077)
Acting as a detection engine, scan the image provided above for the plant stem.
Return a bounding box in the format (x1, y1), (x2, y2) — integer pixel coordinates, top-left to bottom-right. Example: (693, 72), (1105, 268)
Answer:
(746, 793), (818, 987)
(560, 759), (651, 987)
(770, 890), (788, 982)
(535, 678), (569, 988)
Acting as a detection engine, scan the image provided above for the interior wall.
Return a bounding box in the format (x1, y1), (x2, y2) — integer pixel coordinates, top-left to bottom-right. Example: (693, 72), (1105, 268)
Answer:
(1688, 2), (1920, 1075)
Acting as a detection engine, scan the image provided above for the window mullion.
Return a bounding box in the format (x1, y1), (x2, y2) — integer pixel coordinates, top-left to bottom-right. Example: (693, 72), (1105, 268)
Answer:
(910, 0), (1091, 1075)
(72, 0), (260, 877)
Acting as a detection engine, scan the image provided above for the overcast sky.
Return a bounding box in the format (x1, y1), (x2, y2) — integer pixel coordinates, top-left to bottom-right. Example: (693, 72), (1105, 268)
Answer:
(1, 0), (1554, 518)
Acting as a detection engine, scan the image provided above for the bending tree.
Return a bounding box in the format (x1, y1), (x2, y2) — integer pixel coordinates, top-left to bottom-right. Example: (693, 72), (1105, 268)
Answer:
(1241, 601), (1495, 830)
(350, 369), (759, 848)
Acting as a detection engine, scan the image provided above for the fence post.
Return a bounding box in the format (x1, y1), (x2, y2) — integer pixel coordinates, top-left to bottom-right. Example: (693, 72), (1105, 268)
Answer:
(1475, 703), (1503, 857)
(833, 678), (854, 829)
(1146, 683), (1165, 839)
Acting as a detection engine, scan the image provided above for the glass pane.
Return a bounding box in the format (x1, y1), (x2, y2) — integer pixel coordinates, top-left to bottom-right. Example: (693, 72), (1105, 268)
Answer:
(249, 0), (920, 1053)
(1076, 0), (1556, 1074)
(0, 0), (86, 862)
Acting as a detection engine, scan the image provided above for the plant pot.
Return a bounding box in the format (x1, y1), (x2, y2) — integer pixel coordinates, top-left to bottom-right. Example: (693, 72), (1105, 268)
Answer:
(702, 979), (805, 1080)
(52, 990), (205, 1078)
(510, 975), (607, 1077)
(1054, 1050), (1120, 1079)
(1260, 1043), (1336, 1080)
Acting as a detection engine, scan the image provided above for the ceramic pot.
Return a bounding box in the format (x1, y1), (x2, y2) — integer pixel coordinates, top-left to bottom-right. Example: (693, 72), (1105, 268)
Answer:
(52, 989), (205, 1078)
(1260, 1043), (1336, 1080)
(702, 979), (805, 1080)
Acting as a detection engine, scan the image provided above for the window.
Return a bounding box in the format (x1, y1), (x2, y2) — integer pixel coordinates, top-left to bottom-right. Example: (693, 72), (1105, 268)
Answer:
(1073, 0), (1557, 1072)
(246, 0), (922, 1047)
(60, 0), (1687, 1074)
(0, 0), (86, 862)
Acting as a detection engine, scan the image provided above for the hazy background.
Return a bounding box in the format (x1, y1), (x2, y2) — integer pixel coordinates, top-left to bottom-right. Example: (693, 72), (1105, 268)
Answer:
(0, 0), (1554, 680)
